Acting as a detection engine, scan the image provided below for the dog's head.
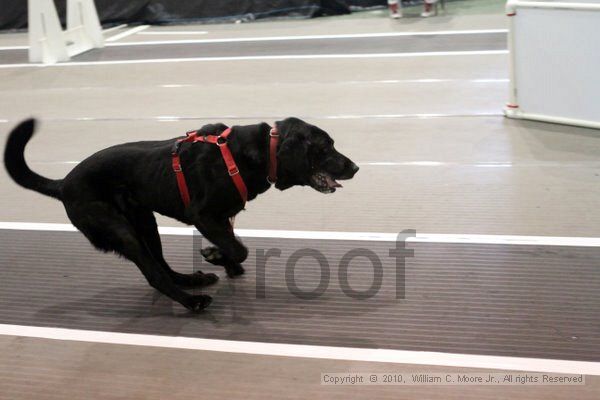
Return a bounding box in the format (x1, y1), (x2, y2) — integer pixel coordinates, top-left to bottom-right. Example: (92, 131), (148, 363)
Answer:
(275, 117), (359, 193)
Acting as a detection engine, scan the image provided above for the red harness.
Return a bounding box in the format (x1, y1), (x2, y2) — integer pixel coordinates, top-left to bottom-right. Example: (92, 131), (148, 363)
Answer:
(171, 126), (279, 209)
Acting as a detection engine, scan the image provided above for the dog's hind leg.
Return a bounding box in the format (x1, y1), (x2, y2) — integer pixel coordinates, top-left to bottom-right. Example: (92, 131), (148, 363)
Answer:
(131, 208), (219, 288)
(66, 202), (212, 312)
(194, 214), (247, 278)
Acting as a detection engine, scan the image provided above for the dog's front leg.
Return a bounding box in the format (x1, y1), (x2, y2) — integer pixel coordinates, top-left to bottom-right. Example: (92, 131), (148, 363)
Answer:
(194, 214), (247, 278)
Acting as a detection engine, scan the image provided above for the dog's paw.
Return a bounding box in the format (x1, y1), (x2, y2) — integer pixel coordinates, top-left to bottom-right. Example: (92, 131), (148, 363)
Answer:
(184, 294), (213, 312)
(201, 246), (225, 265)
(174, 271), (219, 288)
(225, 263), (245, 278)
(201, 246), (244, 277)
(200, 272), (219, 285)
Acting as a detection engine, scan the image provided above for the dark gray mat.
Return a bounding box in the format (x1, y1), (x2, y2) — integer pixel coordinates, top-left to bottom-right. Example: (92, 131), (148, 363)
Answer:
(0, 32), (506, 64)
(0, 229), (598, 361)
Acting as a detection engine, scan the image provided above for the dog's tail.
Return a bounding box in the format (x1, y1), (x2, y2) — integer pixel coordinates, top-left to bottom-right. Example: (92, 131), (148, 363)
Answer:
(4, 119), (63, 200)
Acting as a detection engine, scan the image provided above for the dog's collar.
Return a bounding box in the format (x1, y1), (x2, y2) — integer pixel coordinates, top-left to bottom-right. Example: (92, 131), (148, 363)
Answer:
(267, 126), (279, 185)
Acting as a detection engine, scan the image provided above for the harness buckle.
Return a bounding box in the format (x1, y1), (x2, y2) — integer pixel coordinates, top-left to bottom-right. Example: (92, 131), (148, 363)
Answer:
(216, 136), (228, 146)
(229, 167), (239, 176)
(173, 164), (182, 172)
(269, 129), (279, 138)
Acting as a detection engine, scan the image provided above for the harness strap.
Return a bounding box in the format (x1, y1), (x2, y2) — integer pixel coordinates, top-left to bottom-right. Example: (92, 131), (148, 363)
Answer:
(215, 129), (248, 204)
(268, 127), (279, 184)
(172, 125), (278, 210)
(171, 128), (248, 208)
(171, 152), (191, 207)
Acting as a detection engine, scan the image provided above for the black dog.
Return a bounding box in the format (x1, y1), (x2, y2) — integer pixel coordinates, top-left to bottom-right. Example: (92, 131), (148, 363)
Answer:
(4, 117), (359, 311)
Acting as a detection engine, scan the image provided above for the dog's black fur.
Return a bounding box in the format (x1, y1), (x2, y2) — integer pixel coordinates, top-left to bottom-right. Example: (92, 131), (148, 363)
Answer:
(4, 117), (358, 311)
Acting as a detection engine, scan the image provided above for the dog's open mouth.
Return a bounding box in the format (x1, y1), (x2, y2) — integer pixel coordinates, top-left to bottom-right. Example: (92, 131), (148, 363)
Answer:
(310, 172), (342, 193)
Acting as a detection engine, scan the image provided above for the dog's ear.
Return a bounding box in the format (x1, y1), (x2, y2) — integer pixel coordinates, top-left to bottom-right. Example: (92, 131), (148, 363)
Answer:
(198, 123), (229, 136)
(273, 118), (313, 189)
(277, 133), (310, 180)
(275, 135), (310, 190)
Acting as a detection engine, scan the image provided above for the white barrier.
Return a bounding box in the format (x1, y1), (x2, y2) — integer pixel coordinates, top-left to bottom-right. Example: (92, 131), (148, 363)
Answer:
(28, 0), (104, 64)
(504, 1), (600, 129)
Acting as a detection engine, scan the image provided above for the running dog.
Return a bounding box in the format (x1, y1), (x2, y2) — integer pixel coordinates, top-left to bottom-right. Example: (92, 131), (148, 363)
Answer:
(4, 118), (359, 311)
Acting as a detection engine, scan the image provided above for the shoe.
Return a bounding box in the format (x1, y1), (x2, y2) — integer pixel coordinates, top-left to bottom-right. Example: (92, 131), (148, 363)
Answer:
(389, 4), (402, 19)
(421, 10), (434, 17)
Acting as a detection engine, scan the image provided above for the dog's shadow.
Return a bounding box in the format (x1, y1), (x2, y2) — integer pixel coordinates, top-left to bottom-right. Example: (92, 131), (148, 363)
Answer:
(33, 284), (196, 336)
(34, 273), (398, 344)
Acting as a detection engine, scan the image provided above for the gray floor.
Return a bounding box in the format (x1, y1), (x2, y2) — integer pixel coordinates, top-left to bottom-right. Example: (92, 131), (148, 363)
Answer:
(1, 229), (599, 361)
(0, 0), (599, 398)
(2, 336), (598, 400)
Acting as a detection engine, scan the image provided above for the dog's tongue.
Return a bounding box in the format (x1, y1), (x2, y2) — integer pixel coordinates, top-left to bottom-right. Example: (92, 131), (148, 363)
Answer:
(325, 175), (342, 188)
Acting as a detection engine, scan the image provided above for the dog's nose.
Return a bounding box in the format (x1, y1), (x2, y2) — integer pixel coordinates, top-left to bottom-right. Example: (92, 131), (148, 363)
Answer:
(350, 163), (359, 175)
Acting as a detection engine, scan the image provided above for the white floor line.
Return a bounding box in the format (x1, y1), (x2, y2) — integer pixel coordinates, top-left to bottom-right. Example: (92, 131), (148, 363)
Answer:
(358, 161), (600, 168)
(0, 323), (597, 375)
(339, 78), (509, 84)
(324, 112), (501, 119)
(158, 84), (195, 88)
(105, 25), (150, 42)
(106, 28), (508, 47)
(153, 78), (508, 87)
(137, 31), (209, 35)
(102, 23), (128, 34)
(0, 50), (509, 69)
(0, 45), (27, 50)
(1, 112), (501, 123)
(0, 222), (598, 247)
(31, 160), (599, 169)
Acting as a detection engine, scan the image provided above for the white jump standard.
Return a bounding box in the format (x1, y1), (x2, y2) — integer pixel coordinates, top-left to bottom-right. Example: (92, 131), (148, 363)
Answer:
(28, 0), (104, 64)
